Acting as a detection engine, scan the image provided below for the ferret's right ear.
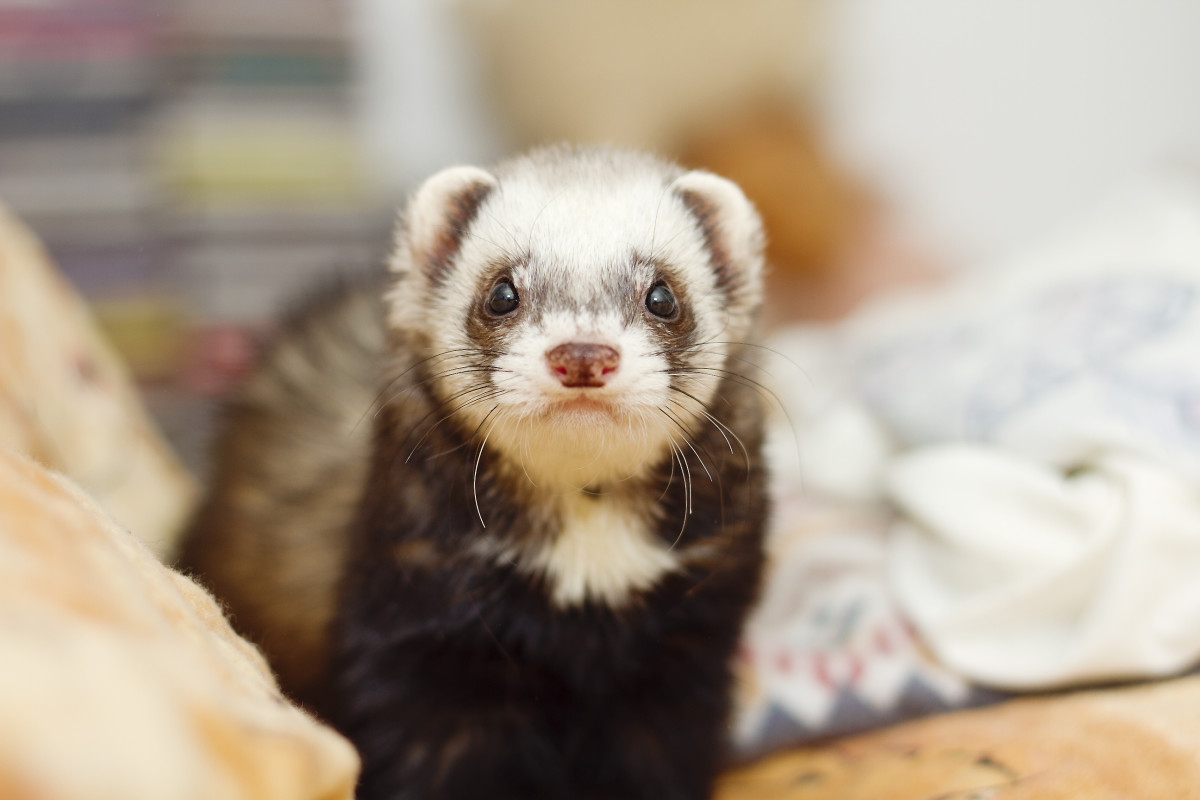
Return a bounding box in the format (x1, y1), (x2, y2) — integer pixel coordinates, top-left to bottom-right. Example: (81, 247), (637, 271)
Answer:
(392, 165), (497, 280)
(671, 170), (765, 298)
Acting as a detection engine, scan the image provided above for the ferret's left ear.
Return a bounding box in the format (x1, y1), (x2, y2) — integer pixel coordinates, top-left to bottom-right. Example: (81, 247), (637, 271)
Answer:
(672, 170), (765, 295)
(393, 165), (498, 280)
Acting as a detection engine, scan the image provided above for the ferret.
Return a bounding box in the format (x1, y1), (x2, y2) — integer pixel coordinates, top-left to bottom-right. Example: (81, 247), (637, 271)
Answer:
(177, 145), (769, 800)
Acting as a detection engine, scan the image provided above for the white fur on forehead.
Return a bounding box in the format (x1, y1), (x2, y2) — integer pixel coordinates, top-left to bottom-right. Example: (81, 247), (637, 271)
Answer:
(488, 149), (691, 264)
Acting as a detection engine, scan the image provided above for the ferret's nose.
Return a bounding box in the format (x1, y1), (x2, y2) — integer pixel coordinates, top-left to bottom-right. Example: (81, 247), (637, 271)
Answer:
(545, 343), (620, 387)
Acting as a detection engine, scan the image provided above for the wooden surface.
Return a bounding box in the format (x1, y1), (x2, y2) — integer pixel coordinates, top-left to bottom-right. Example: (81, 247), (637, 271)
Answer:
(715, 675), (1200, 799)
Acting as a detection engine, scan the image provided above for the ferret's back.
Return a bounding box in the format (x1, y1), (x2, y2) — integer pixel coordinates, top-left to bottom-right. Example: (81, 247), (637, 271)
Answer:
(175, 276), (386, 709)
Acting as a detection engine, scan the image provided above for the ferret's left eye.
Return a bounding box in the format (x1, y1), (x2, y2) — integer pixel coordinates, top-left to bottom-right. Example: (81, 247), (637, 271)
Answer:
(487, 280), (519, 316)
(646, 284), (677, 318)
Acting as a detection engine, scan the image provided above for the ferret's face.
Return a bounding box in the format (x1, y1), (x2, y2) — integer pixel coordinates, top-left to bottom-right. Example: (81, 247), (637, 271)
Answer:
(389, 149), (763, 489)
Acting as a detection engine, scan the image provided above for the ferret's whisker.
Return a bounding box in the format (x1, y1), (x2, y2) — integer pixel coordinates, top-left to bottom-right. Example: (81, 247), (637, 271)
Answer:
(648, 180), (675, 254)
(403, 386), (503, 462)
(525, 189), (567, 252)
(660, 431), (692, 547)
(659, 404), (713, 485)
(659, 346), (776, 379)
(664, 399), (727, 520)
(675, 365), (800, 464)
(656, 428), (679, 503)
(668, 365), (792, 423)
(473, 407), (502, 528)
(667, 385), (751, 472)
(354, 347), (481, 430)
(375, 365), (502, 419)
(663, 339), (806, 373)
(480, 205), (525, 258)
(423, 392), (511, 460)
(659, 416), (694, 518)
(517, 415), (538, 488)
(668, 387), (734, 455)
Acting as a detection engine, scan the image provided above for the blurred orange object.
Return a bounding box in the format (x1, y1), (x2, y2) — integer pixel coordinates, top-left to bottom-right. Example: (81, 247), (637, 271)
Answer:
(683, 110), (942, 325)
(683, 109), (865, 281)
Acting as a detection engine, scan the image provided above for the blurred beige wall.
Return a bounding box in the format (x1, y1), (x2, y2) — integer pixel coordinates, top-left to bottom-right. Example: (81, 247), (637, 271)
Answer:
(459, 0), (827, 154)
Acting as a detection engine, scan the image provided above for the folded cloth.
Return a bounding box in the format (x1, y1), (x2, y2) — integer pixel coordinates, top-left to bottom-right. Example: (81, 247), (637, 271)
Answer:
(0, 447), (359, 800)
(761, 176), (1200, 692)
(891, 446), (1200, 688)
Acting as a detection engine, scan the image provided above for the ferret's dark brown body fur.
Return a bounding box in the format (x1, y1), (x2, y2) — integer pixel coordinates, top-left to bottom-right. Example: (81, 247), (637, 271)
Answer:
(178, 147), (769, 800)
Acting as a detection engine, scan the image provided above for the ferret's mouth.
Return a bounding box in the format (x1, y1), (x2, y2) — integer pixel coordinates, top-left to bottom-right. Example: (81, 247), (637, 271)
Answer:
(549, 394), (618, 417)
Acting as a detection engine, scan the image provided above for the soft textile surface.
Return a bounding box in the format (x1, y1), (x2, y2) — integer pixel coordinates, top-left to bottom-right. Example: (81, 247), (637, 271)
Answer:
(0, 447), (359, 800)
(0, 203), (194, 557)
(717, 673), (1200, 799)
(758, 178), (1200, 692)
(731, 494), (1005, 759)
(731, 178), (1200, 756)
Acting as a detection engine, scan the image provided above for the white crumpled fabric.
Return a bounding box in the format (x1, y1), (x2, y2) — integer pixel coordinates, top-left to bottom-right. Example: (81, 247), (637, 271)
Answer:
(768, 176), (1200, 690)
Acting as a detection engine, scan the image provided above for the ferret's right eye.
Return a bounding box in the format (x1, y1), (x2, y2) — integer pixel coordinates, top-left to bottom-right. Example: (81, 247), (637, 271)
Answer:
(486, 280), (520, 316)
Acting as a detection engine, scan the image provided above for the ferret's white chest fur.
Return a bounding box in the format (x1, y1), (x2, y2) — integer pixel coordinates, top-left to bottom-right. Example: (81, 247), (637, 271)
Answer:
(489, 493), (680, 608)
(539, 494), (679, 607)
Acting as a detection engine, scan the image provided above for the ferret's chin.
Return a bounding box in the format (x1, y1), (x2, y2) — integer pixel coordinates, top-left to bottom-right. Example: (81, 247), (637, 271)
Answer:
(550, 393), (615, 417)
(542, 394), (655, 431)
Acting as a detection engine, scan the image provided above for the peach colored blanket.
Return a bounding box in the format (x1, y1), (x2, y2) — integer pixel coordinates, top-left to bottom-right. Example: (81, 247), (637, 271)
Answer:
(0, 448), (359, 800)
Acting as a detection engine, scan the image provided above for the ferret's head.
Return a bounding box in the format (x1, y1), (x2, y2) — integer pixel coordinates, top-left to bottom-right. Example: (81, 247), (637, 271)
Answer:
(388, 146), (764, 489)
